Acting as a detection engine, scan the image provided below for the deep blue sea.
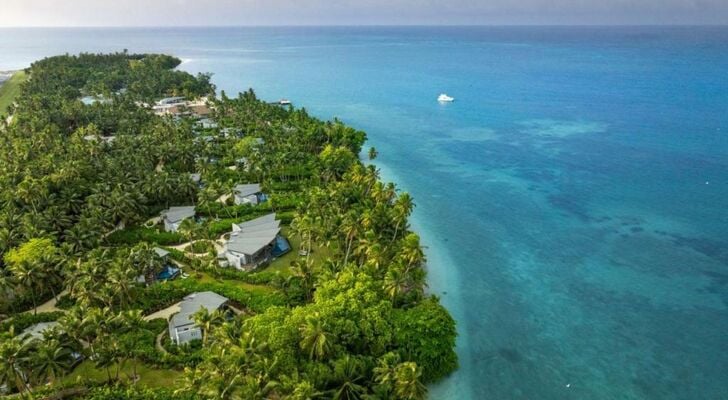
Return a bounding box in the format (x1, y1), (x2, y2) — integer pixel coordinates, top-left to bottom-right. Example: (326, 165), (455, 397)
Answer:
(2, 26), (727, 399)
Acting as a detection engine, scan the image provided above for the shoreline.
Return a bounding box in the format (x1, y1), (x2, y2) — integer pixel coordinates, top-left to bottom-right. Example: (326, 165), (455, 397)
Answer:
(370, 158), (475, 399)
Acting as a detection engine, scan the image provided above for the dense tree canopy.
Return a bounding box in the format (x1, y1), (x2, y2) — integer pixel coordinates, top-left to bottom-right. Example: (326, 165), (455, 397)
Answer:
(0, 53), (457, 399)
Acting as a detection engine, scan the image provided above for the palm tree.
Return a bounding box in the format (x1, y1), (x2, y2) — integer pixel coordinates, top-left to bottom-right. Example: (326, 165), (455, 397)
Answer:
(391, 193), (413, 243)
(0, 335), (33, 396)
(8, 260), (43, 315)
(383, 266), (407, 303)
(299, 312), (333, 361)
(290, 380), (324, 400)
(331, 355), (366, 400)
(372, 352), (400, 395)
(118, 309), (145, 380)
(398, 233), (425, 270)
(0, 271), (16, 313)
(31, 336), (71, 386)
(290, 260), (316, 301)
(192, 307), (226, 346)
(393, 362), (427, 400)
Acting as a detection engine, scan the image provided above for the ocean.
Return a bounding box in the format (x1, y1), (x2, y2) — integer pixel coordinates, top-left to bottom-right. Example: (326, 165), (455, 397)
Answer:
(1, 26), (727, 399)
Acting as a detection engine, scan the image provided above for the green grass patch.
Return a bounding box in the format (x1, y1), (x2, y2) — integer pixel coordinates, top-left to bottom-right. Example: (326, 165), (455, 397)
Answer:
(0, 71), (26, 115)
(265, 227), (333, 274)
(62, 361), (182, 389)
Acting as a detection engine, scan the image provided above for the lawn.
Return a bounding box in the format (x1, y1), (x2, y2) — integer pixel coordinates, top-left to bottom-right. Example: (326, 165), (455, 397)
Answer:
(0, 71), (26, 115)
(62, 361), (182, 389)
(265, 227), (334, 274)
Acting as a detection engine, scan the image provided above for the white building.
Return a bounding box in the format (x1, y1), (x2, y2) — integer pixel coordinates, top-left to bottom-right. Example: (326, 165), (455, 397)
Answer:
(232, 183), (265, 205)
(219, 214), (287, 271)
(160, 206), (196, 232)
(168, 291), (229, 345)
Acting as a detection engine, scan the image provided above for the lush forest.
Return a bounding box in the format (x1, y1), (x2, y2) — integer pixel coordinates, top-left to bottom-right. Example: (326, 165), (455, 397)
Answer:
(0, 53), (457, 399)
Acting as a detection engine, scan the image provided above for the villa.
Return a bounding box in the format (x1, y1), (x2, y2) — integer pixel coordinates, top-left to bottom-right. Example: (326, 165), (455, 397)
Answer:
(218, 214), (290, 271)
(168, 291), (229, 345)
(160, 206), (196, 232)
(232, 183), (265, 205)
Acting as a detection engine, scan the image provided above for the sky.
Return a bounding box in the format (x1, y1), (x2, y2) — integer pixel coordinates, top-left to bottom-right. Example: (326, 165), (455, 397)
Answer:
(1, 0), (727, 27)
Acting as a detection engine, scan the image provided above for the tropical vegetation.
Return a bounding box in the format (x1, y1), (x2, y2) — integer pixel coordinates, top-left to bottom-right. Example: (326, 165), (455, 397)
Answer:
(0, 53), (456, 399)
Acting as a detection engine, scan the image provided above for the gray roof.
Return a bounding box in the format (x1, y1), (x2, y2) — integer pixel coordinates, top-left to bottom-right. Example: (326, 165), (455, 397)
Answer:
(227, 214), (280, 255)
(233, 214), (278, 230)
(233, 183), (262, 198)
(161, 206), (196, 224)
(169, 291), (228, 330)
(157, 97), (185, 105)
(21, 322), (59, 342)
(190, 173), (201, 184)
(154, 247), (170, 258)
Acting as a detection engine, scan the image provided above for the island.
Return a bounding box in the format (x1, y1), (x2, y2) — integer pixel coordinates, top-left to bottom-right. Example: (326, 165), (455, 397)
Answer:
(0, 53), (457, 399)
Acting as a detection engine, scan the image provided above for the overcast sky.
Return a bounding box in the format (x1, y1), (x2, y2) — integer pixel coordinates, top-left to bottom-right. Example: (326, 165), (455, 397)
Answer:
(1, 0), (727, 27)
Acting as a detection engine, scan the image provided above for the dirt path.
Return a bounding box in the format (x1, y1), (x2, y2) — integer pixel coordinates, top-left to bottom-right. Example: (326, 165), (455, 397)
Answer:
(25, 289), (68, 314)
(144, 302), (181, 321)
(155, 331), (169, 354)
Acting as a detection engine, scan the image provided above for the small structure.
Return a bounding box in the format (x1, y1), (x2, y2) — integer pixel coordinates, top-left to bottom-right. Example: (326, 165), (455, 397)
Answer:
(219, 214), (290, 271)
(168, 291), (229, 345)
(160, 206), (196, 232)
(197, 118), (218, 130)
(233, 183), (265, 205)
(80, 95), (112, 106)
(83, 135), (116, 144)
(190, 173), (202, 187)
(136, 247), (180, 284)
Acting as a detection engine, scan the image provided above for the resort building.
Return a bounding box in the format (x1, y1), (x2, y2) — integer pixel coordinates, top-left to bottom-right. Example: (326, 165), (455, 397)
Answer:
(160, 206), (196, 232)
(218, 214), (290, 271)
(168, 291), (229, 345)
(233, 183), (266, 205)
(152, 97), (212, 118)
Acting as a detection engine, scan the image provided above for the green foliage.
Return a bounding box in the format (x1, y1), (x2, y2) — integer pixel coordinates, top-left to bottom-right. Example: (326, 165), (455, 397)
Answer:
(187, 240), (215, 254)
(0, 53), (457, 397)
(135, 278), (286, 314)
(3, 237), (58, 268)
(392, 298), (458, 382)
(106, 227), (185, 246)
(0, 311), (64, 334)
(78, 385), (196, 399)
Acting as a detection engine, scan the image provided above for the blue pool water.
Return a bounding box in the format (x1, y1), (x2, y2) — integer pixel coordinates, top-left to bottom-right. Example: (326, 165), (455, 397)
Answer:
(1, 26), (727, 399)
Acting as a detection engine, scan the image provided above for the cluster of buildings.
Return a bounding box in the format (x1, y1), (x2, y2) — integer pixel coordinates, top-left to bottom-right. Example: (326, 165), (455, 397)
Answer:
(152, 96), (212, 118)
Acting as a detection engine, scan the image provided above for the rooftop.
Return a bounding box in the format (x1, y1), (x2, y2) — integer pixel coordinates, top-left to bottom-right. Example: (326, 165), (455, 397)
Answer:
(233, 183), (262, 198)
(161, 206), (196, 224)
(169, 291), (228, 329)
(227, 214), (281, 255)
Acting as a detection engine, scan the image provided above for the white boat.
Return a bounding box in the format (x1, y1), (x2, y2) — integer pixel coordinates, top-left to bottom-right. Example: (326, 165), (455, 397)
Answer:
(438, 93), (454, 102)
(278, 99), (292, 105)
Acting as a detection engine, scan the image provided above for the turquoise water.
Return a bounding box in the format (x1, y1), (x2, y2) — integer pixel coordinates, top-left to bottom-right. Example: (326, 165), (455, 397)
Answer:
(2, 26), (727, 399)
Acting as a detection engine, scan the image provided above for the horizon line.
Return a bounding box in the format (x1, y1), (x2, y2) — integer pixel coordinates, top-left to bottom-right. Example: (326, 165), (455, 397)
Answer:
(1, 23), (727, 29)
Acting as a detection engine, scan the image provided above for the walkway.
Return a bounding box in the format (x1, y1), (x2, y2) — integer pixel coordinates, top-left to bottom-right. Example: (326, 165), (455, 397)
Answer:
(144, 301), (181, 321)
(25, 289), (68, 314)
